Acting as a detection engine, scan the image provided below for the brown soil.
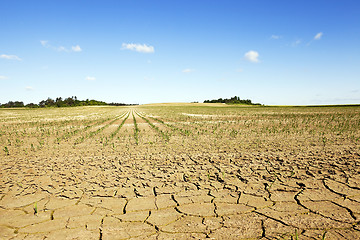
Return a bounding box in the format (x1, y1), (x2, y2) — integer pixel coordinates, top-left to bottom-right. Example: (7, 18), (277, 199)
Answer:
(0, 105), (359, 239)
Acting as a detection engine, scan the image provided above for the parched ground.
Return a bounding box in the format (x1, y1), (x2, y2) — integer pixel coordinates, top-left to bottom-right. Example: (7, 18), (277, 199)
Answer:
(0, 105), (360, 239)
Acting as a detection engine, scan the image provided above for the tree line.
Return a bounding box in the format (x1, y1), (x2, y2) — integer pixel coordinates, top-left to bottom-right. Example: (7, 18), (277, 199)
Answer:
(204, 96), (261, 105)
(0, 96), (138, 108)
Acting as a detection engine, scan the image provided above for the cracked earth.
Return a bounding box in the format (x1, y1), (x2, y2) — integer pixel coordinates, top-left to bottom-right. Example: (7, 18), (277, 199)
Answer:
(1, 105), (360, 239)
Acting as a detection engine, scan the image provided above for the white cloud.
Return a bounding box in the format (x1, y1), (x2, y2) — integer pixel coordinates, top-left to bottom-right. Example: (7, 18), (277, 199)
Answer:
(0, 75), (8, 80)
(182, 68), (195, 73)
(244, 51), (260, 63)
(0, 54), (22, 61)
(25, 86), (34, 91)
(85, 76), (96, 81)
(122, 43), (154, 53)
(72, 45), (82, 52)
(271, 35), (281, 39)
(292, 39), (302, 47)
(40, 40), (48, 46)
(41, 40), (81, 52)
(314, 32), (323, 40)
(57, 46), (68, 52)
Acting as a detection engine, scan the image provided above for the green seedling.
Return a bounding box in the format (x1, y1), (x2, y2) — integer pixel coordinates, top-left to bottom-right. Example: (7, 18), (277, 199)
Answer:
(295, 229), (299, 240)
(133, 112), (139, 145)
(136, 112), (170, 142)
(109, 112), (130, 140)
(3, 146), (9, 155)
(230, 129), (238, 138)
(33, 202), (38, 215)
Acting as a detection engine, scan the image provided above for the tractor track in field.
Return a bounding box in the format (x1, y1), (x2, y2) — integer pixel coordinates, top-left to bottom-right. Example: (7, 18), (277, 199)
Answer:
(74, 112), (128, 145)
(134, 111), (170, 143)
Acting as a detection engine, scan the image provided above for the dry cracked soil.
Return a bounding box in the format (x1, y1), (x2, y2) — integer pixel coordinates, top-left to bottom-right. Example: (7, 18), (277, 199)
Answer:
(0, 104), (360, 239)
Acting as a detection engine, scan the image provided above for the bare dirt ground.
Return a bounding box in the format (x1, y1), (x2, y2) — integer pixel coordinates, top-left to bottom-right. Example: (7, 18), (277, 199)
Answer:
(1, 105), (360, 239)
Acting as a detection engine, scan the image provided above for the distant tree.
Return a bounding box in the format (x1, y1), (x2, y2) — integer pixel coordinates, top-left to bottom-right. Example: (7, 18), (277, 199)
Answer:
(64, 97), (75, 106)
(203, 96), (260, 105)
(0, 101), (24, 108)
(25, 103), (38, 108)
(39, 100), (46, 108)
(1, 96), (137, 108)
(55, 97), (64, 107)
(45, 98), (55, 107)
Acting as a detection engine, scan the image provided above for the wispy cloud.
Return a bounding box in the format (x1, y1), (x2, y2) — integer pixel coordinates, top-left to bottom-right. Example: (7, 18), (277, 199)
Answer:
(40, 40), (48, 46)
(25, 86), (34, 91)
(314, 32), (323, 40)
(306, 32), (324, 46)
(122, 43), (155, 53)
(41, 40), (82, 52)
(85, 76), (96, 81)
(291, 39), (302, 47)
(72, 45), (82, 52)
(0, 54), (22, 61)
(244, 51), (260, 63)
(41, 40), (66, 51)
(236, 68), (243, 72)
(58, 46), (68, 52)
(0, 75), (8, 80)
(182, 68), (195, 73)
(270, 35), (281, 40)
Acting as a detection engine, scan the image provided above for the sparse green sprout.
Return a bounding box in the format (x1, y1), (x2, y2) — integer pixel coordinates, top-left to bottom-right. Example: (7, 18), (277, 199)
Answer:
(133, 112), (139, 145)
(295, 229), (299, 240)
(230, 129), (238, 138)
(322, 136), (327, 147)
(3, 146), (9, 155)
(33, 202), (38, 215)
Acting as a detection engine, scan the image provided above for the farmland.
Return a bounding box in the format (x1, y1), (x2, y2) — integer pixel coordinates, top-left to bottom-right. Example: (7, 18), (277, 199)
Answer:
(1, 104), (360, 239)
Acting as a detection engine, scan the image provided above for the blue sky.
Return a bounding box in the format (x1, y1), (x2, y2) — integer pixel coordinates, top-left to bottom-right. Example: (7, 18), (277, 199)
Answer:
(1, 0), (359, 105)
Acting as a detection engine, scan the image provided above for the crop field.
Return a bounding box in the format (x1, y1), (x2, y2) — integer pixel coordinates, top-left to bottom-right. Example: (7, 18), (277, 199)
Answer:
(1, 104), (360, 239)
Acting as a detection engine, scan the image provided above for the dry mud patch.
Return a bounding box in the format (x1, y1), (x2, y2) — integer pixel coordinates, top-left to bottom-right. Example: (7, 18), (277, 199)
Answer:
(1, 150), (360, 239)
(1, 106), (360, 239)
